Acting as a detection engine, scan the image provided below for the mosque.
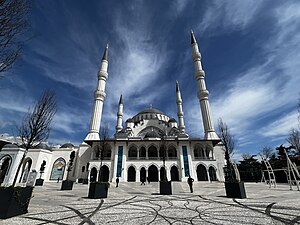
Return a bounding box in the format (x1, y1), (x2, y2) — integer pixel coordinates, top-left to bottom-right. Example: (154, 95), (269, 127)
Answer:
(0, 32), (225, 186)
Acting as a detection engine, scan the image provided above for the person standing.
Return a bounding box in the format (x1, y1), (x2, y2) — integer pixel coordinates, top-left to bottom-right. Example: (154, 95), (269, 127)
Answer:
(116, 177), (119, 187)
(187, 175), (194, 193)
(141, 177), (146, 185)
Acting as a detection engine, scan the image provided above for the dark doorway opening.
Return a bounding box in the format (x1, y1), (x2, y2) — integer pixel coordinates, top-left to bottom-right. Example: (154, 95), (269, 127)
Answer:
(171, 166), (179, 181)
(148, 165), (158, 182)
(127, 166), (136, 182)
(99, 165), (109, 182)
(140, 167), (146, 182)
(90, 167), (97, 182)
(197, 164), (208, 181)
(160, 167), (167, 181)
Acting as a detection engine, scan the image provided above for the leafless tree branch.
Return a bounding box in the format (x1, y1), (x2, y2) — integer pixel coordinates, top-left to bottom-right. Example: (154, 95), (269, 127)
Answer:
(12, 90), (56, 186)
(0, 0), (30, 76)
(260, 146), (274, 159)
(286, 128), (300, 156)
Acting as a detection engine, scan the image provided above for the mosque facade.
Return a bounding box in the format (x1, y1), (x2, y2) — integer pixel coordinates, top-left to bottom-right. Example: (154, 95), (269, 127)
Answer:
(0, 32), (225, 186)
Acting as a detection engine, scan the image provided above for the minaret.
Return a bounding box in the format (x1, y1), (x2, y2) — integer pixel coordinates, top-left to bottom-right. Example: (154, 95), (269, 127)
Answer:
(116, 94), (123, 133)
(191, 31), (219, 140)
(85, 44), (109, 140)
(176, 81), (185, 133)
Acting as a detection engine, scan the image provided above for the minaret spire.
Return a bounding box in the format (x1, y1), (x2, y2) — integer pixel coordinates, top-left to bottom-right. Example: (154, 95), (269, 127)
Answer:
(85, 44), (109, 140)
(116, 94), (123, 133)
(191, 31), (219, 140)
(176, 80), (185, 133)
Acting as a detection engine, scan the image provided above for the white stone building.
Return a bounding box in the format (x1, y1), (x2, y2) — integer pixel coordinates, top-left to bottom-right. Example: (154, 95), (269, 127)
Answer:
(0, 32), (225, 186)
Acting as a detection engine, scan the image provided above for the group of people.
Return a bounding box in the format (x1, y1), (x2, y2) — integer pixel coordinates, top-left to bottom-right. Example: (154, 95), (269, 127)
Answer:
(115, 175), (195, 193)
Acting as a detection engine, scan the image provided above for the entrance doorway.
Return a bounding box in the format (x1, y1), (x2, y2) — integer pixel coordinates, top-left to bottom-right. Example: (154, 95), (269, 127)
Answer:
(160, 167), (166, 181)
(171, 166), (179, 181)
(197, 164), (208, 181)
(148, 165), (158, 182)
(140, 167), (146, 182)
(90, 167), (97, 182)
(127, 166), (136, 182)
(99, 165), (109, 182)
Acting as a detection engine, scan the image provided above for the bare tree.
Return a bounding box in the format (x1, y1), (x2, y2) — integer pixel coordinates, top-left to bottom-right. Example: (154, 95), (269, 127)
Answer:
(12, 90), (56, 186)
(217, 118), (235, 181)
(98, 124), (109, 182)
(286, 128), (300, 156)
(260, 146), (274, 159)
(241, 153), (252, 160)
(0, 0), (30, 76)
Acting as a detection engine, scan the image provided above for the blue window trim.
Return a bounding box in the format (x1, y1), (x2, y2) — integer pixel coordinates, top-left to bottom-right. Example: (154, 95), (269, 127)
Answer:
(182, 146), (190, 177)
(116, 146), (123, 177)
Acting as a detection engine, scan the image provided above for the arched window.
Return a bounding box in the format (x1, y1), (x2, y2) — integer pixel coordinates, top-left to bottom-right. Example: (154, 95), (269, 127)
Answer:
(168, 146), (177, 159)
(159, 145), (167, 160)
(128, 146), (138, 158)
(209, 166), (217, 181)
(20, 158), (32, 183)
(0, 155), (12, 185)
(94, 146), (100, 159)
(50, 158), (66, 180)
(103, 144), (112, 160)
(205, 146), (214, 159)
(139, 147), (146, 158)
(148, 145), (158, 158)
(194, 144), (205, 159)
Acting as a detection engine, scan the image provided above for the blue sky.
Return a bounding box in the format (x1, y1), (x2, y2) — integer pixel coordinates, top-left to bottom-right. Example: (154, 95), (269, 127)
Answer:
(0, 0), (299, 159)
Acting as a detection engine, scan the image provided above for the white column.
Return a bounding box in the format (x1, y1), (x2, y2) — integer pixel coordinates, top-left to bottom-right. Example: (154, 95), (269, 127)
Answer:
(191, 32), (219, 140)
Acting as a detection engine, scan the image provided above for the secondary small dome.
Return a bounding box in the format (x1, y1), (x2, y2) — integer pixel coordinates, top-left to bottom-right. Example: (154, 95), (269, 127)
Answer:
(60, 143), (75, 148)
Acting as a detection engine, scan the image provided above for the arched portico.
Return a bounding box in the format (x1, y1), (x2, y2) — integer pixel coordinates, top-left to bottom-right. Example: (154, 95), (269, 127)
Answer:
(127, 166), (136, 182)
(197, 164), (208, 181)
(148, 165), (158, 182)
(170, 165), (179, 181)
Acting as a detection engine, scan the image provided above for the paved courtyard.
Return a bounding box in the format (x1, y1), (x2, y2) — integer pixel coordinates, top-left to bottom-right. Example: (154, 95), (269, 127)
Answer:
(1, 182), (299, 225)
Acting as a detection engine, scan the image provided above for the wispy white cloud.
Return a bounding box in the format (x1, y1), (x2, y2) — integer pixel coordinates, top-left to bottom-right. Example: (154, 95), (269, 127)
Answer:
(198, 0), (264, 35)
(260, 111), (298, 137)
(184, 1), (300, 155)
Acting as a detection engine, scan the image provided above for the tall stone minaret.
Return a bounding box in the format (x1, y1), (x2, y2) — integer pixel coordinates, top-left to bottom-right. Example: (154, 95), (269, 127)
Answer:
(176, 81), (185, 133)
(191, 31), (219, 140)
(85, 44), (109, 141)
(116, 94), (123, 133)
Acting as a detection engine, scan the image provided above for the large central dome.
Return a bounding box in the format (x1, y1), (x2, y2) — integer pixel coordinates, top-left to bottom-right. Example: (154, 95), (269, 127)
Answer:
(132, 107), (170, 123)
